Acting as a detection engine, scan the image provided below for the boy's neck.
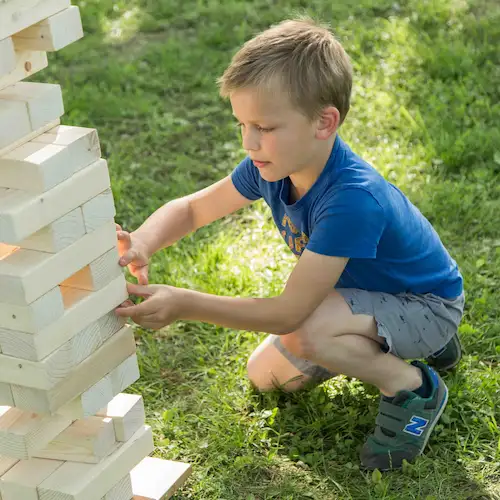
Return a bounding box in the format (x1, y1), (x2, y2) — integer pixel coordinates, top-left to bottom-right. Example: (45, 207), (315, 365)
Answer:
(289, 134), (336, 201)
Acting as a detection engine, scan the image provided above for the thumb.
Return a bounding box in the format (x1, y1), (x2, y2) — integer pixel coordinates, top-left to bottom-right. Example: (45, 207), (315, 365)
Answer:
(137, 267), (149, 286)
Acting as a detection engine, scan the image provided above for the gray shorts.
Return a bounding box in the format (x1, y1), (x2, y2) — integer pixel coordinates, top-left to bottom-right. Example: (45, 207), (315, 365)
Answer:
(273, 288), (465, 381)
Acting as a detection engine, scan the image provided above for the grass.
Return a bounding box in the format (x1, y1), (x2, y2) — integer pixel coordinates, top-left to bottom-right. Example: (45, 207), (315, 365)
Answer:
(35, 0), (500, 497)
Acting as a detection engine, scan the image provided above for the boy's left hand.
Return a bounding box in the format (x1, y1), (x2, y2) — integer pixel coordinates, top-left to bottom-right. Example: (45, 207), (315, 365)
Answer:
(115, 282), (183, 330)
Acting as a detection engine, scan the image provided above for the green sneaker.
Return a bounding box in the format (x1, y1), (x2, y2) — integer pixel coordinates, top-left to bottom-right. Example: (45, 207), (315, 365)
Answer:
(360, 361), (448, 471)
(426, 332), (462, 371)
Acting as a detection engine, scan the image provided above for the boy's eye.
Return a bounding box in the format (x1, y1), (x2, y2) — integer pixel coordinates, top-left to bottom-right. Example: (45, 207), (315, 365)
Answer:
(257, 126), (274, 133)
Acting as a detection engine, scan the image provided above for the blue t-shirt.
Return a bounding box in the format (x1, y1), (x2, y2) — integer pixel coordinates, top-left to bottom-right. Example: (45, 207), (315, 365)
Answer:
(231, 135), (463, 299)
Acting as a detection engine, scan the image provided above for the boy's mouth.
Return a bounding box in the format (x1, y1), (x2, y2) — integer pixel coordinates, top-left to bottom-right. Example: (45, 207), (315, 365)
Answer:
(252, 160), (270, 169)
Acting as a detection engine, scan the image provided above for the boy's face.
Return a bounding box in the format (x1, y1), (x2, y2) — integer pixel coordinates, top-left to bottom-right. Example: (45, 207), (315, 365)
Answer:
(230, 86), (322, 183)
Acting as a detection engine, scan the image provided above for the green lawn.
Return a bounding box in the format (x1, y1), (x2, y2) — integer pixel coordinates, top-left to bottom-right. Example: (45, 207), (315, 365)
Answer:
(39, 0), (499, 498)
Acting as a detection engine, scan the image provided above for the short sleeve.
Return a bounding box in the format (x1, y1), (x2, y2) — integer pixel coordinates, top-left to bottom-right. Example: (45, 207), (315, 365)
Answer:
(307, 188), (386, 258)
(231, 157), (262, 201)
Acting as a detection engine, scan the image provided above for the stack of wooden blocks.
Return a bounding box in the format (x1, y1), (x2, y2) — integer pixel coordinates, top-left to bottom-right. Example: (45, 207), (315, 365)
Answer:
(0, 1), (192, 499)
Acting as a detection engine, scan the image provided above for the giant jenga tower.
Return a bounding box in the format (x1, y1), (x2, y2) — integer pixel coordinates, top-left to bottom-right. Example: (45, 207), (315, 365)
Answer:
(0, 2), (192, 499)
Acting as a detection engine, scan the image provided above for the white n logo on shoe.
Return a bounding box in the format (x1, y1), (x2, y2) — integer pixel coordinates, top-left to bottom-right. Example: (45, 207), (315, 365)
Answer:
(403, 416), (429, 436)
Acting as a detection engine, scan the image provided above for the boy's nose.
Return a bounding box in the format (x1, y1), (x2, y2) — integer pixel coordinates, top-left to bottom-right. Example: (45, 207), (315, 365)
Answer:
(242, 128), (260, 151)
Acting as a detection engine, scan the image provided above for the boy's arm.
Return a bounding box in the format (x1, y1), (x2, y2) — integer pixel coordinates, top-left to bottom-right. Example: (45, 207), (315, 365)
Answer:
(132, 175), (254, 255)
(178, 250), (348, 334)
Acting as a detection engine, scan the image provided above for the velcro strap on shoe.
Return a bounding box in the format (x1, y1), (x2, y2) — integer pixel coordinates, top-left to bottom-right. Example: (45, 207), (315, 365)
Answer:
(379, 401), (410, 420)
(375, 413), (406, 434)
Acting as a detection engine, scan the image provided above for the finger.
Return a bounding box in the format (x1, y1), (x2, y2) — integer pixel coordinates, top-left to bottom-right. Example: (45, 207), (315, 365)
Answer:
(115, 300), (154, 318)
(126, 281), (156, 297)
(119, 299), (134, 308)
(119, 248), (139, 266)
(115, 223), (122, 231)
(116, 231), (131, 243)
(137, 267), (149, 286)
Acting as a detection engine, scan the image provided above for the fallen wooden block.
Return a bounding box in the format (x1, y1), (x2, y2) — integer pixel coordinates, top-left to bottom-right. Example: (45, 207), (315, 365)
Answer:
(0, 456), (64, 500)
(0, 406), (71, 460)
(33, 415), (116, 464)
(0, 219), (117, 305)
(0, 49), (48, 92)
(11, 324), (136, 413)
(0, 0), (71, 40)
(0, 37), (15, 77)
(18, 207), (86, 253)
(0, 125), (100, 192)
(13, 5), (83, 52)
(38, 425), (154, 500)
(82, 188), (116, 233)
(102, 473), (133, 500)
(61, 246), (122, 292)
(0, 157), (110, 243)
(131, 457), (192, 500)
(0, 275), (127, 361)
(0, 81), (64, 134)
(0, 284), (64, 333)
(96, 393), (145, 443)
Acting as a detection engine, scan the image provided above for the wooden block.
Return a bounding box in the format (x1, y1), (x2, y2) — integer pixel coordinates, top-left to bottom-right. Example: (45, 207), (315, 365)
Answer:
(96, 394), (145, 443)
(0, 125), (101, 192)
(0, 275), (128, 361)
(102, 474), (133, 500)
(38, 425), (154, 500)
(0, 0), (71, 40)
(131, 457), (192, 500)
(0, 406), (71, 459)
(109, 354), (140, 395)
(82, 188), (116, 232)
(0, 37), (15, 76)
(58, 375), (114, 420)
(11, 325), (136, 414)
(13, 5), (83, 52)
(0, 157), (110, 243)
(33, 415), (116, 464)
(0, 455), (18, 477)
(0, 285), (63, 332)
(0, 457), (64, 500)
(0, 49), (48, 92)
(0, 219), (117, 305)
(0, 81), (64, 131)
(62, 246), (122, 291)
(0, 385), (13, 406)
(98, 311), (126, 343)
(0, 98), (31, 150)
(19, 208), (86, 253)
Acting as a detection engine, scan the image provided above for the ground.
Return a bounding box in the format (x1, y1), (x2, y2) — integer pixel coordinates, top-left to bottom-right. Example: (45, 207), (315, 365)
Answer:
(37, 0), (500, 498)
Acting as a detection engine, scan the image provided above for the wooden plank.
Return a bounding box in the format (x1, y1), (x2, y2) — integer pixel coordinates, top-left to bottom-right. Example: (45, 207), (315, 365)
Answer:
(0, 406), (71, 459)
(0, 81), (64, 131)
(0, 49), (48, 92)
(131, 457), (192, 500)
(0, 119), (56, 157)
(0, 125), (100, 192)
(33, 416), (116, 464)
(0, 455), (18, 477)
(102, 474), (133, 500)
(0, 37), (15, 76)
(19, 208), (86, 253)
(98, 311), (126, 343)
(96, 394), (145, 443)
(13, 5), (83, 52)
(0, 98), (31, 150)
(109, 354), (140, 395)
(0, 0), (71, 40)
(0, 157), (110, 243)
(61, 246), (122, 291)
(82, 188), (116, 232)
(11, 325), (136, 414)
(0, 285), (64, 332)
(0, 219), (117, 305)
(0, 275), (128, 361)
(38, 425), (154, 500)
(0, 456), (64, 500)
(0, 385), (14, 406)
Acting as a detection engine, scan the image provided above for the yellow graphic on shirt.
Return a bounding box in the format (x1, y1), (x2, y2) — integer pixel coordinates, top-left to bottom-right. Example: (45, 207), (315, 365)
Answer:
(281, 214), (309, 255)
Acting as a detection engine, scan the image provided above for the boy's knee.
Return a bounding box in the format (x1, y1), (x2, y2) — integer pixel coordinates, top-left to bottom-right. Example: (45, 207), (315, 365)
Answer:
(246, 355), (277, 392)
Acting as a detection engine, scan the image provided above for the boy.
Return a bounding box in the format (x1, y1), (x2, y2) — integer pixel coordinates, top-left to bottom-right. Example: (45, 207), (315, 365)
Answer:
(115, 18), (465, 471)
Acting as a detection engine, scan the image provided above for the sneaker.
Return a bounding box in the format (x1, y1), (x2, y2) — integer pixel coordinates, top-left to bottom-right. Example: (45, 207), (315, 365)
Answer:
(426, 332), (462, 371)
(360, 360), (448, 471)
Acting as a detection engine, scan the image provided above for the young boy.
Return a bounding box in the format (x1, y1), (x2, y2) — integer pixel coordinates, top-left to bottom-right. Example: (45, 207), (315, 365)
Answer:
(115, 18), (465, 471)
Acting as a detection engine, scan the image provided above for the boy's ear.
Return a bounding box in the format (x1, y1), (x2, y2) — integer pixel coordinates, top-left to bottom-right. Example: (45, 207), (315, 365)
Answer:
(315, 106), (340, 140)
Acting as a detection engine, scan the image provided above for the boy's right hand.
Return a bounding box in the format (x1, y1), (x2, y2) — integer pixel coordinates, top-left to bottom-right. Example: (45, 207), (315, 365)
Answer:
(116, 223), (150, 285)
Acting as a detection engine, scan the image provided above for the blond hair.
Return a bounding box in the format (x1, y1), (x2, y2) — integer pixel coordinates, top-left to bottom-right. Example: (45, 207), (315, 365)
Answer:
(218, 18), (353, 124)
